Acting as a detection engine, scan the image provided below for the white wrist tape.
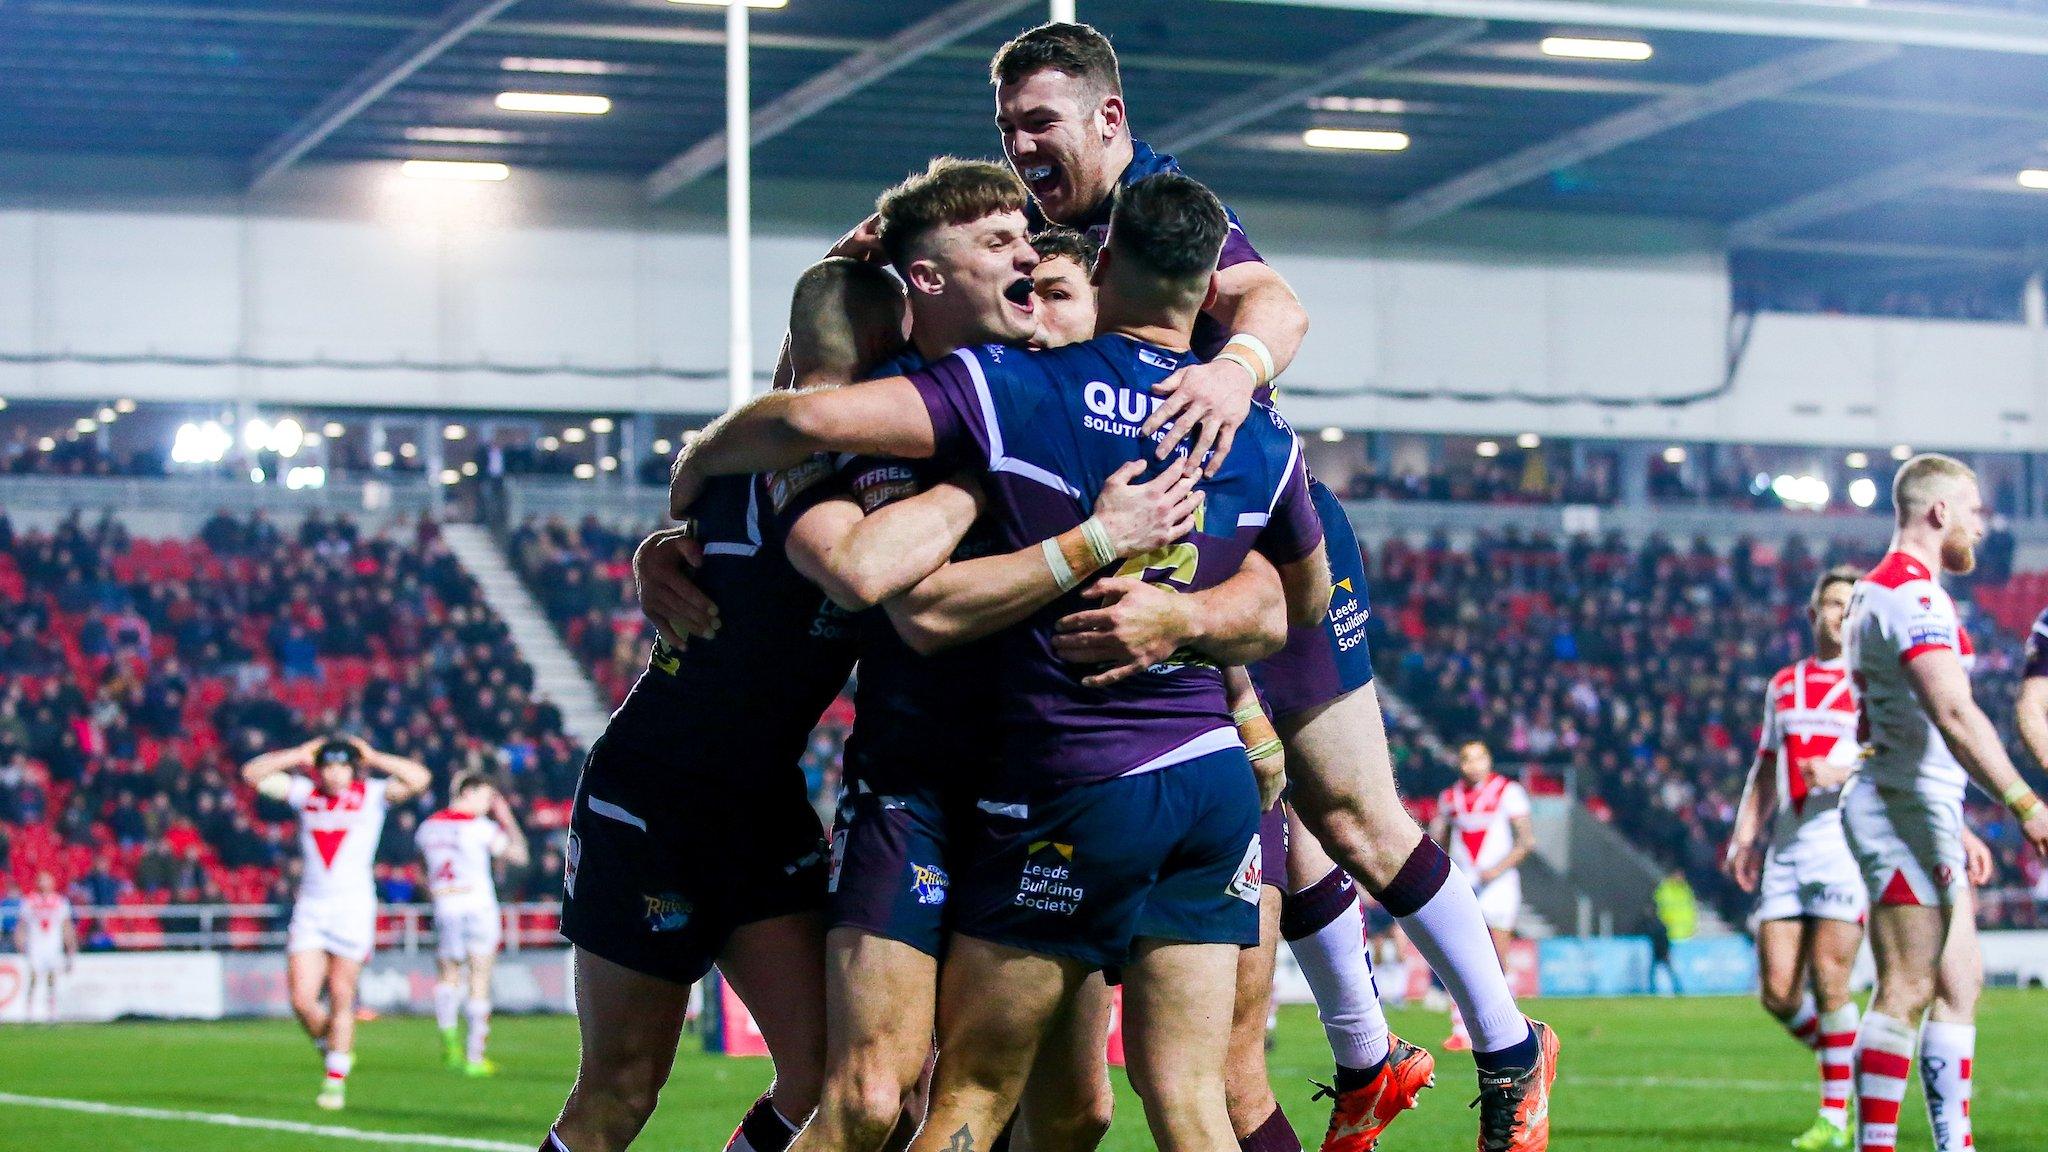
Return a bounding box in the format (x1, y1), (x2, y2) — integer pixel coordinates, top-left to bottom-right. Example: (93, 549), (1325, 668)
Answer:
(1224, 333), (1275, 383)
(1078, 517), (1118, 569)
(1043, 537), (1080, 592)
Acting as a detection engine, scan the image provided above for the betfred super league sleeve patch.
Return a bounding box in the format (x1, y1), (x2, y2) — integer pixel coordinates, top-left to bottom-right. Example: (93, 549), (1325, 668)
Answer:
(768, 455), (835, 513)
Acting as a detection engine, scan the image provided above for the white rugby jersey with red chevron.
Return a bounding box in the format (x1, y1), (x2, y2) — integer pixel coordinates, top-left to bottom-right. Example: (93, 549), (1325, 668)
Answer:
(1757, 655), (1861, 848)
(1438, 773), (1530, 881)
(286, 776), (390, 904)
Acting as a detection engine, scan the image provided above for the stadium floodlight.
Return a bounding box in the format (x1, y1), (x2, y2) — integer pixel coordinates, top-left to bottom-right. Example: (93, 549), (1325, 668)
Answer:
(1773, 473), (1830, 509)
(574, 463), (598, 479)
(2020, 169), (2048, 190)
(1891, 443), (1913, 461)
(286, 466), (327, 491)
(267, 418), (304, 458)
(250, 467), (265, 483)
(563, 427), (588, 444)
(1541, 37), (1653, 61)
(444, 424), (468, 441)
(668, 0), (789, 7)
(0, 397), (7, 411)
(540, 436), (561, 451)
(405, 127), (519, 145)
(1517, 432), (1541, 449)
(1476, 440), (1501, 457)
(114, 398), (136, 414)
(1845, 451), (1869, 469)
(324, 422), (345, 438)
(302, 431), (323, 448)
(1303, 128), (1410, 152)
(400, 442), (419, 458)
(373, 450), (395, 467)
(75, 417), (97, 434)
(97, 406), (117, 422)
(601, 455), (619, 471)
(502, 57), (616, 75)
(36, 436), (55, 452)
(439, 469), (461, 486)
(401, 160), (510, 182)
(590, 416), (616, 434)
(1662, 445), (1687, 464)
(1849, 477), (1879, 508)
(461, 461), (480, 476)
(1320, 427), (1346, 443)
(171, 421), (234, 465)
(652, 438), (673, 455)
(495, 92), (612, 115)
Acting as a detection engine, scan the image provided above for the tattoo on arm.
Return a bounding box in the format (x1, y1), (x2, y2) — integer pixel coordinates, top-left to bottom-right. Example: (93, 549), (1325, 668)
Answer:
(943, 1125), (976, 1152)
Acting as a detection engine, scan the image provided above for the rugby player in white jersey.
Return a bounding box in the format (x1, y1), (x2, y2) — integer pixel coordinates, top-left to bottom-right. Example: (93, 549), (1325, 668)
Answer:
(1841, 454), (2048, 1152)
(1429, 742), (1534, 1052)
(15, 870), (76, 1023)
(244, 735), (431, 1110)
(1726, 566), (1867, 1150)
(417, 770), (528, 1076)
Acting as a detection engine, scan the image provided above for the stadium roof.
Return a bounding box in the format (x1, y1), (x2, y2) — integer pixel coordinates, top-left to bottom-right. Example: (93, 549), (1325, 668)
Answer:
(3, 0), (2046, 279)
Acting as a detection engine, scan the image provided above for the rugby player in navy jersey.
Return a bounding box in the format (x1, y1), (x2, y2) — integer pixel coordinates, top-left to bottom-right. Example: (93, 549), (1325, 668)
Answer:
(984, 25), (1557, 1151)
(671, 170), (1327, 1152)
(776, 169), (1304, 1152)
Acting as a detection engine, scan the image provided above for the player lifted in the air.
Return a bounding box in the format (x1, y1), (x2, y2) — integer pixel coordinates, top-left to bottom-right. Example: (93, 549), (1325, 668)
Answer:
(416, 770), (528, 1077)
(1725, 566), (1866, 1151)
(1429, 741), (1534, 1053)
(986, 26), (1555, 1149)
(16, 870), (76, 1023)
(1842, 454), (2048, 1152)
(243, 735), (431, 1111)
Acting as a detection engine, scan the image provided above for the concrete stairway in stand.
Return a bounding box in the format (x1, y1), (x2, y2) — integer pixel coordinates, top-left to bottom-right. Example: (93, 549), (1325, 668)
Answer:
(441, 523), (614, 748)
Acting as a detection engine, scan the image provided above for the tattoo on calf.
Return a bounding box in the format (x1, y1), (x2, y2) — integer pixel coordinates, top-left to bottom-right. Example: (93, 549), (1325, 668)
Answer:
(943, 1125), (975, 1152)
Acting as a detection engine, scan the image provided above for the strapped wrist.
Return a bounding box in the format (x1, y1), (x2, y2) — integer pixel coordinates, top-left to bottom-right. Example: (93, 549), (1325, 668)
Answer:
(2003, 778), (2043, 819)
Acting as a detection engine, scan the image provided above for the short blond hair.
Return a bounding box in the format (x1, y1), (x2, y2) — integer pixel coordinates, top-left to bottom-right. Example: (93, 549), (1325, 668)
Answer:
(1892, 452), (1976, 527)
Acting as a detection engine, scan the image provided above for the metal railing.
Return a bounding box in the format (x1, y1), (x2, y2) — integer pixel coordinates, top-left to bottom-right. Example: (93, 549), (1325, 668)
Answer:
(41, 900), (565, 954)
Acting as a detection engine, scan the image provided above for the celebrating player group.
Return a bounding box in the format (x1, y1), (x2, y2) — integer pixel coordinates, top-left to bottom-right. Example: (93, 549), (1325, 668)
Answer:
(1725, 455), (2048, 1152)
(542, 22), (1556, 1152)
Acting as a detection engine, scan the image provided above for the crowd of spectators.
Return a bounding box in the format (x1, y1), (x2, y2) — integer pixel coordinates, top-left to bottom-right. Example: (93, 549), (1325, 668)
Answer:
(1363, 527), (2048, 927)
(0, 509), (577, 940)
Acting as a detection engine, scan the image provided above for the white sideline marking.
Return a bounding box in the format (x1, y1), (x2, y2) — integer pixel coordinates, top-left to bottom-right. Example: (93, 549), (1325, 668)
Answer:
(0, 1092), (528, 1150)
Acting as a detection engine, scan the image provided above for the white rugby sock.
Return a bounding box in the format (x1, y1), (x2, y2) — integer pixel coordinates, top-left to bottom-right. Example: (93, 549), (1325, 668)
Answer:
(1283, 870), (1390, 1072)
(466, 998), (493, 1063)
(1779, 992), (1819, 1050)
(1818, 1001), (1859, 1128)
(1396, 881), (1526, 1053)
(1854, 1012), (1914, 1152)
(1918, 1020), (1974, 1152)
(324, 1049), (354, 1082)
(434, 983), (462, 1032)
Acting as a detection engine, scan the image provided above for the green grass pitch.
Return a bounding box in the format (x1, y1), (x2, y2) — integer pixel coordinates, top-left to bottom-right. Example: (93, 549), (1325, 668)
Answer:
(4, 991), (2044, 1151)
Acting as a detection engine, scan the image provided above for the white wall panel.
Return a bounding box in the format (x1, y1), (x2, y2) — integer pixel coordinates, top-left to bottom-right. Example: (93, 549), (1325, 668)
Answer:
(43, 213), (239, 353)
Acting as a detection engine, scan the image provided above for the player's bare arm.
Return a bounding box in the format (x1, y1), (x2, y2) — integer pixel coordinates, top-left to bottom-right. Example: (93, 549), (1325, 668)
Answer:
(1723, 750), (1778, 893)
(490, 791), (530, 868)
(635, 527), (717, 648)
(1904, 645), (2048, 854)
(668, 378), (936, 517)
(2015, 674), (2048, 775)
(1486, 813), (1536, 885)
(353, 738), (433, 803)
(1227, 665), (1287, 810)
(1140, 261), (1308, 472)
(241, 737), (323, 788)
(1049, 551), (1289, 688)
(787, 484), (982, 613)
(882, 459), (1202, 654)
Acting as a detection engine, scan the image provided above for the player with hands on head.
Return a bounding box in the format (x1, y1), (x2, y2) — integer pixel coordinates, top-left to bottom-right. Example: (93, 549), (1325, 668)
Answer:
(243, 733), (430, 1111)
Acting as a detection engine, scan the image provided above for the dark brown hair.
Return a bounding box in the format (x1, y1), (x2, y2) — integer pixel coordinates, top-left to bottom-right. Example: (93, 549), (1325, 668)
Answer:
(1029, 226), (1100, 271)
(1812, 564), (1861, 606)
(990, 22), (1122, 96)
(1107, 172), (1227, 281)
(874, 157), (1028, 273)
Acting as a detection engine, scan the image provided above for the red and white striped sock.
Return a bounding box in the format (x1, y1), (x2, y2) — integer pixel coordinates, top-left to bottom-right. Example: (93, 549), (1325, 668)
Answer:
(1781, 992), (1821, 1051)
(1918, 1020), (1974, 1151)
(1817, 1002), (1859, 1128)
(1855, 1012), (1916, 1152)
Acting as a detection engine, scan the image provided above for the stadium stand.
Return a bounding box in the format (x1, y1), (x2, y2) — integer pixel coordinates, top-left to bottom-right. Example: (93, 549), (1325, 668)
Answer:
(1364, 527), (2048, 928)
(0, 509), (576, 938)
